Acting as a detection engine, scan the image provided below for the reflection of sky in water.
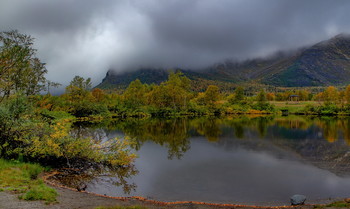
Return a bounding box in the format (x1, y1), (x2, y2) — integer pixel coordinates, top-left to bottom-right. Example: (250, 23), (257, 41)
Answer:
(87, 137), (350, 206)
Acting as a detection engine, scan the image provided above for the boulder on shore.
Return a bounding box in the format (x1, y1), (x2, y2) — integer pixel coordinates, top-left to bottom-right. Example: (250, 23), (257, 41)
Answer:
(291, 194), (306, 205)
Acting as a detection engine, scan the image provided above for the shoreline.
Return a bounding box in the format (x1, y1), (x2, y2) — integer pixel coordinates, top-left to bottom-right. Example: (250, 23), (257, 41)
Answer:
(41, 171), (324, 209)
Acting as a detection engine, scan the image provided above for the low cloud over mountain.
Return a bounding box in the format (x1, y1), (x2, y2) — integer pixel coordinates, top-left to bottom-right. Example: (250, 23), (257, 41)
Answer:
(1, 0), (350, 86)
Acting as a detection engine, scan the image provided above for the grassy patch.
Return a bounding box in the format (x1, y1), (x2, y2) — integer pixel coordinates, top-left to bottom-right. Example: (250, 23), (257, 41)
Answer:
(326, 201), (350, 208)
(313, 201), (350, 208)
(19, 183), (58, 203)
(95, 206), (149, 209)
(0, 158), (57, 203)
(271, 101), (321, 114)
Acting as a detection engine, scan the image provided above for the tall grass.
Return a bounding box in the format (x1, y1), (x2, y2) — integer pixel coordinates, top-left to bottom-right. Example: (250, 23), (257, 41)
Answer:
(0, 158), (57, 203)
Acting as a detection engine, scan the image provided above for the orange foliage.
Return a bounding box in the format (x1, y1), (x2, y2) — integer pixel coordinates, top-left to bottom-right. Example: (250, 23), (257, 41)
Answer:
(91, 88), (105, 102)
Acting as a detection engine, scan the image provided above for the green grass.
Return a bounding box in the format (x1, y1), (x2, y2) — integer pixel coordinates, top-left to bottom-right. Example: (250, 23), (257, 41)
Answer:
(95, 206), (149, 209)
(271, 101), (321, 114)
(19, 184), (57, 203)
(313, 201), (350, 208)
(325, 201), (350, 208)
(0, 158), (58, 203)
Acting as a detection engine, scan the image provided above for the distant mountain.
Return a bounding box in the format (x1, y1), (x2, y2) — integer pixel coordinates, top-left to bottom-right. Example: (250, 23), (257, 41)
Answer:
(261, 34), (350, 86)
(96, 34), (350, 90)
(97, 69), (169, 89)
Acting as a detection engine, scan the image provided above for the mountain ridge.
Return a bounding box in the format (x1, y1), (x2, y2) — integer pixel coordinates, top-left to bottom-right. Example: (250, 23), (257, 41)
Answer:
(96, 34), (350, 90)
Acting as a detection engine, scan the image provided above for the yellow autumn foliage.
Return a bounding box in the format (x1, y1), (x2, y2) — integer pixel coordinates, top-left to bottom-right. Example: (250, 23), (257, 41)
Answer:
(27, 118), (136, 167)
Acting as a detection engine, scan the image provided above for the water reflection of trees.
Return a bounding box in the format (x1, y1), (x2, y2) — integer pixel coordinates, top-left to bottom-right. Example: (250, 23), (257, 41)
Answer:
(223, 116), (275, 138)
(339, 119), (350, 145)
(50, 165), (138, 194)
(111, 118), (191, 159)
(73, 116), (350, 162)
(65, 115), (350, 194)
(274, 117), (312, 130)
(67, 122), (138, 194)
(107, 116), (278, 157)
(190, 117), (222, 142)
(70, 116), (350, 187)
(314, 117), (350, 144)
(271, 116), (350, 145)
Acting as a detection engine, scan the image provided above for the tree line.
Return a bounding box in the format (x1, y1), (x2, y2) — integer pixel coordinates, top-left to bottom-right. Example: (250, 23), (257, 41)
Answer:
(35, 71), (350, 118)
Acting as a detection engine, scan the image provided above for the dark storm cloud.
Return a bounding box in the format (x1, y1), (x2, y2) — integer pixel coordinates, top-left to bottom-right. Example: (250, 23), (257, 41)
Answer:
(0, 0), (114, 32)
(1, 0), (350, 86)
(139, 0), (350, 61)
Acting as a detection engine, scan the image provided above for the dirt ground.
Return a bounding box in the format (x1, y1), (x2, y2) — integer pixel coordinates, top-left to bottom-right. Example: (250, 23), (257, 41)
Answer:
(0, 185), (317, 209)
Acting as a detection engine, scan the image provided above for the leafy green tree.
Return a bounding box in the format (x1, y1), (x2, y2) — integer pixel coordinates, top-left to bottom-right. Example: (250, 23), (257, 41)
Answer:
(123, 79), (147, 108)
(0, 30), (47, 100)
(165, 71), (191, 109)
(204, 85), (220, 105)
(46, 81), (61, 95)
(64, 76), (109, 117)
(148, 71), (191, 110)
(229, 87), (245, 104)
(0, 94), (33, 157)
(148, 85), (170, 109)
(256, 89), (267, 103)
(253, 89), (274, 111)
(234, 87), (245, 102)
(68, 75), (92, 90)
(65, 76), (92, 102)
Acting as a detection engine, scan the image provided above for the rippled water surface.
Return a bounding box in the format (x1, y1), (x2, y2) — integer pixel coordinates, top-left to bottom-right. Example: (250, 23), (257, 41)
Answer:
(69, 116), (350, 206)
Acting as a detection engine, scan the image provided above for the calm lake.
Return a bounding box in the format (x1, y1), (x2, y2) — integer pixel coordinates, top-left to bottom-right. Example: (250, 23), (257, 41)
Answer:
(68, 115), (350, 206)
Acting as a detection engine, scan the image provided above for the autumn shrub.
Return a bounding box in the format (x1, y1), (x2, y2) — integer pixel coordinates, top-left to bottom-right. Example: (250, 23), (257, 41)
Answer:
(28, 118), (136, 167)
(0, 94), (136, 170)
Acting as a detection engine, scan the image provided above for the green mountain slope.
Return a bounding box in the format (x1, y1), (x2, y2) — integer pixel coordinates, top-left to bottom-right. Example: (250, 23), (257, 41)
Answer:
(96, 34), (350, 90)
(262, 34), (350, 86)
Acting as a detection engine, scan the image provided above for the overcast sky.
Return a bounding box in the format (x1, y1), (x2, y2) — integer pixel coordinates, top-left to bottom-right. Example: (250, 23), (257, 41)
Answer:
(1, 0), (350, 87)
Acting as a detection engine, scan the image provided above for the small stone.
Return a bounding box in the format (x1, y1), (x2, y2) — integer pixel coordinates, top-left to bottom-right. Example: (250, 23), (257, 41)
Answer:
(344, 198), (350, 203)
(291, 194), (306, 205)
